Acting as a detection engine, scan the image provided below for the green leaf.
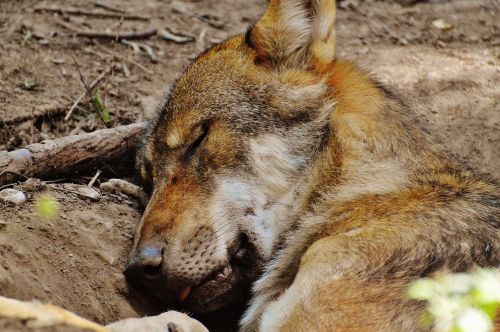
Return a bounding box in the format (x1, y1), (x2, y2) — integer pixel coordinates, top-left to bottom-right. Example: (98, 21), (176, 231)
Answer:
(22, 31), (32, 46)
(35, 195), (59, 218)
(21, 78), (37, 91)
(92, 89), (111, 123)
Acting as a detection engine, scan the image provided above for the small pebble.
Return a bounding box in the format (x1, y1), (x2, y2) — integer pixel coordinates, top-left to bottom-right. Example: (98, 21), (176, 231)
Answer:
(96, 250), (116, 266)
(20, 178), (45, 192)
(112, 273), (128, 293)
(0, 220), (7, 230)
(0, 189), (27, 205)
(0, 265), (13, 288)
(76, 186), (101, 201)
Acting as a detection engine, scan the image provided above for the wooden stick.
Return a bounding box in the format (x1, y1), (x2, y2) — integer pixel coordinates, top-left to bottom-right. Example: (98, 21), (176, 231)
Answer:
(122, 40), (157, 63)
(65, 67), (112, 121)
(88, 169), (101, 187)
(75, 27), (157, 40)
(0, 295), (110, 332)
(72, 57), (110, 127)
(53, 17), (81, 32)
(54, 18), (156, 41)
(34, 5), (150, 21)
(158, 29), (195, 44)
(0, 123), (146, 186)
(99, 47), (154, 75)
(91, 0), (126, 13)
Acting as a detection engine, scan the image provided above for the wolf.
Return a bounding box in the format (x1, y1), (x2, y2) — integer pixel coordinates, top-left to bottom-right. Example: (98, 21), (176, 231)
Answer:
(124, 0), (500, 330)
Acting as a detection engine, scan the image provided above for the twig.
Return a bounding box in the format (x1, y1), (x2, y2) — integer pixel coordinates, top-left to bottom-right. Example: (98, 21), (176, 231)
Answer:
(55, 17), (155, 42)
(158, 28), (195, 44)
(87, 170), (101, 187)
(122, 40), (157, 63)
(140, 44), (157, 63)
(197, 28), (207, 51)
(75, 27), (157, 40)
(65, 67), (112, 121)
(30, 108), (35, 144)
(122, 63), (130, 77)
(99, 47), (153, 75)
(91, 0), (125, 13)
(54, 17), (81, 32)
(71, 57), (109, 128)
(114, 16), (124, 43)
(34, 5), (149, 21)
(171, 7), (225, 29)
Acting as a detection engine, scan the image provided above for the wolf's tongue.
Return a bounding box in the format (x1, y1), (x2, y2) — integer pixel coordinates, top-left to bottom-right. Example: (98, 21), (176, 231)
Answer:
(178, 287), (191, 303)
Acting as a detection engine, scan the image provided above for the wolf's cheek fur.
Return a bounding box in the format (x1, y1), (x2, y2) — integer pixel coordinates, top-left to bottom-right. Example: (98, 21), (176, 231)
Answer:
(207, 132), (310, 263)
(209, 179), (275, 261)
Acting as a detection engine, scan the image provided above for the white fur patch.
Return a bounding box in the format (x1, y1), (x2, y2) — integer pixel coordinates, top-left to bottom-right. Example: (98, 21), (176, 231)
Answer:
(208, 178), (276, 260)
(250, 134), (304, 197)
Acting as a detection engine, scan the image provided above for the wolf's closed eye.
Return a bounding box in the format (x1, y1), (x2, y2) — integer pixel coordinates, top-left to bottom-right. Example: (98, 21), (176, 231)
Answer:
(183, 125), (209, 161)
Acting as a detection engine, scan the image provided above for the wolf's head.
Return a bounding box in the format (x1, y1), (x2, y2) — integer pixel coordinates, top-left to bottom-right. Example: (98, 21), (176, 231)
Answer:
(125, 0), (337, 313)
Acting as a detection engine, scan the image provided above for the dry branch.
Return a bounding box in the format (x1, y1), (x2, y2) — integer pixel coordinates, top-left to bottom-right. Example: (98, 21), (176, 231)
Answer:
(158, 29), (195, 44)
(65, 66), (112, 121)
(0, 123), (146, 186)
(55, 19), (157, 40)
(99, 47), (154, 74)
(75, 27), (157, 40)
(34, 5), (150, 21)
(122, 40), (157, 63)
(0, 295), (109, 332)
(91, 0), (126, 13)
(72, 57), (110, 127)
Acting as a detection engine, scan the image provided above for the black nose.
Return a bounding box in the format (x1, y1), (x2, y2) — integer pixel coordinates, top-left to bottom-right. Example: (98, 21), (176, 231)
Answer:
(124, 246), (164, 283)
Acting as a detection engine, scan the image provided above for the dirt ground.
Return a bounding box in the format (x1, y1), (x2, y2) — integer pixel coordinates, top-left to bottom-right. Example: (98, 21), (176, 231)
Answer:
(0, 0), (499, 330)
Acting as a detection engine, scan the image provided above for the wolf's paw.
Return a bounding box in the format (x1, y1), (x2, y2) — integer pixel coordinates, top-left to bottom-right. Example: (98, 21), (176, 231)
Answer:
(107, 311), (208, 332)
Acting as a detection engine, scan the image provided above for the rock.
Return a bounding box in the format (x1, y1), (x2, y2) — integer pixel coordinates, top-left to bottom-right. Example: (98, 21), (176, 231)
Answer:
(100, 179), (147, 205)
(76, 186), (101, 201)
(432, 19), (453, 31)
(0, 220), (6, 230)
(20, 178), (45, 192)
(0, 189), (26, 205)
(107, 311), (208, 332)
(95, 250), (116, 266)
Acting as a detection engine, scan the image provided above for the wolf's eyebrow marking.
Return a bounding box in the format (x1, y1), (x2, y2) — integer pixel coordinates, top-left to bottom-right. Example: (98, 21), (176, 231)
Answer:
(166, 128), (182, 149)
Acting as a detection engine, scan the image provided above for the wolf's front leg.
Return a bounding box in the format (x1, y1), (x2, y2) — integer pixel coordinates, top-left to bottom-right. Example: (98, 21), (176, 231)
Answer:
(240, 221), (498, 331)
(240, 235), (425, 332)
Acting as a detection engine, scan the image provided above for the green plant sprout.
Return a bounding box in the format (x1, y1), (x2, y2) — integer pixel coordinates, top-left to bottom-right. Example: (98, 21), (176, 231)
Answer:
(35, 195), (59, 219)
(92, 89), (110, 123)
(408, 268), (500, 332)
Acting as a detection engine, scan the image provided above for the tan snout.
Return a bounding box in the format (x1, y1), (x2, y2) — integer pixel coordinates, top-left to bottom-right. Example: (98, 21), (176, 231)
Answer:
(125, 174), (221, 291)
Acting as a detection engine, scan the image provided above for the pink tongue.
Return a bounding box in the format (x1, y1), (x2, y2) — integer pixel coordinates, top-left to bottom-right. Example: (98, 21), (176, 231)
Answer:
(178, 287), (191, 303)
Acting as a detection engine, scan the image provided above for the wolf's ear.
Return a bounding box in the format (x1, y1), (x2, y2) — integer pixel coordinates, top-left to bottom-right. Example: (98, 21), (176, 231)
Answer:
(247, 0), (336, 69)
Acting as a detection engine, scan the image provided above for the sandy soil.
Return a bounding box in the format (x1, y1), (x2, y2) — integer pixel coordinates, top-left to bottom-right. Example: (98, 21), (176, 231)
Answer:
(0, 0), (498, 330)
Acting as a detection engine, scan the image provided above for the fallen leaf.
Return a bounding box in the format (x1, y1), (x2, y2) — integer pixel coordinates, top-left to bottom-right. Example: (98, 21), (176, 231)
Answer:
(432, 19), (453, 31)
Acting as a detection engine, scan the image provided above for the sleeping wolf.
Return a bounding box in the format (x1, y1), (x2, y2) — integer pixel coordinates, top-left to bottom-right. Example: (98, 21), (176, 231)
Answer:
(125, 0), (500, 330)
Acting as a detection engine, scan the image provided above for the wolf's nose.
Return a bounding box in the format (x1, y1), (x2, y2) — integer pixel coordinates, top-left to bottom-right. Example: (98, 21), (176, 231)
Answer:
(124, 246), (164, 281)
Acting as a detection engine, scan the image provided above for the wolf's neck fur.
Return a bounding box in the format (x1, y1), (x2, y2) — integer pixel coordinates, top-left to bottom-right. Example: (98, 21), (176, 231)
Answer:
(269, 59), (454, 249)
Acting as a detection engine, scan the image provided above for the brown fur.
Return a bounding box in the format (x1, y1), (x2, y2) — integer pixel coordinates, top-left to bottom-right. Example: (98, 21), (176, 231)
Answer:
(127, 1), (500, 331)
